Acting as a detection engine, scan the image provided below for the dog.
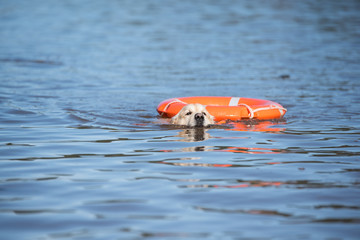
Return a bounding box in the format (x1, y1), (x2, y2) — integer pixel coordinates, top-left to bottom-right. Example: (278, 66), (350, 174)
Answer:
(170, 103), (214, 127)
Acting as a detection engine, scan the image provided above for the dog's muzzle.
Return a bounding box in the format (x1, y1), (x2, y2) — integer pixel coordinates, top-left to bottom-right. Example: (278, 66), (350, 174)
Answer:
(194, 113), (205, 127)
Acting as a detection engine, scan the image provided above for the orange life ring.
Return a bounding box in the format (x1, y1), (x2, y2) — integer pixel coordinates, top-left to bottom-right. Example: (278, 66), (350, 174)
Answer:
(157, 96), (287, 121)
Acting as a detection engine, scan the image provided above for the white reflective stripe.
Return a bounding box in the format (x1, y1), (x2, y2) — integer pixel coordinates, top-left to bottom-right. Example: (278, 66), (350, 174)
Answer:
(229, 97), (240, 106)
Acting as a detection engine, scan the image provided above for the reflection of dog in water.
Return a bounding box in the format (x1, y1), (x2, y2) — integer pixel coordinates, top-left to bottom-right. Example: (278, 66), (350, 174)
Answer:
(177, 128), (211, 142)
(170, 104), (214, 127)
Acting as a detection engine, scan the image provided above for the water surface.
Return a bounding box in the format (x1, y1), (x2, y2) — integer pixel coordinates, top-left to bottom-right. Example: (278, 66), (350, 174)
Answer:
(1, 0), (360, 239)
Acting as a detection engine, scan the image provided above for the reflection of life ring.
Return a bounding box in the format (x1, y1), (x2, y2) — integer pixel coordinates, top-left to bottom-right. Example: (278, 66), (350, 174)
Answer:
(157, 96), (286, 121)
(225, 121), (286, 132)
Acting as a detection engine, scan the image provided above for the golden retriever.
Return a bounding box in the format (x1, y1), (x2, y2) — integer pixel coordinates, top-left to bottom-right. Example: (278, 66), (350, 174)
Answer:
(170, 103), (214, 127)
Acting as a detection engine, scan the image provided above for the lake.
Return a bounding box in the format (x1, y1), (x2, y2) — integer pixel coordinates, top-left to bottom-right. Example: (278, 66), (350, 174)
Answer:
(1, 0), (359, 239)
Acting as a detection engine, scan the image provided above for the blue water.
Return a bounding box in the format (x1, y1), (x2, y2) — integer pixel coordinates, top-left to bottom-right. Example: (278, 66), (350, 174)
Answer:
(1, 0), (360, 239)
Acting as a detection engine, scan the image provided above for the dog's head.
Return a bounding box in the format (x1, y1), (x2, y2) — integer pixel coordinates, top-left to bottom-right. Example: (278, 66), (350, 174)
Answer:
(170, 103), (214, 127)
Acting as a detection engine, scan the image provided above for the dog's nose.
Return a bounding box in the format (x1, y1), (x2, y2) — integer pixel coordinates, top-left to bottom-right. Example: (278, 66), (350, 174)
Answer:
(195, 113), (204, 120)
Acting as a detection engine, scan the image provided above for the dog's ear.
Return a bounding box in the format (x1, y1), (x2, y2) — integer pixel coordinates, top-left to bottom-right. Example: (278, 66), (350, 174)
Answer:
(170, 116), (178, 124)
(170, 105), (188, 125)
(205, 109), (215, 122)
(170, 112), (182, 125)
(209, 112), (215, 121)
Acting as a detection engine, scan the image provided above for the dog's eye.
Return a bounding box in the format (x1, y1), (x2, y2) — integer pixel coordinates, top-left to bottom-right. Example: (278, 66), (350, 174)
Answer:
(186, 111), (192, 115)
